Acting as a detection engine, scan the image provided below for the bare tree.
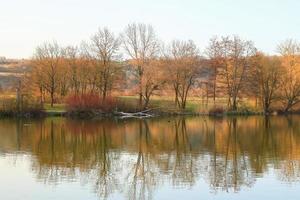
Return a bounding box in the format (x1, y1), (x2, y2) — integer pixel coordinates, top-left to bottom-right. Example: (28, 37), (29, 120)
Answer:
(123, 23), (159, 108)
(166, 40), (200, 109)
(33, 41), (62, 107)
(249, 53), (282, 113)
(90, 27), (121, 100)
(277, 39), (300, 112)
(141, 59), (166, 109)
(218, 36), (256, 111)
(63, 46), (80, 95)
(206, 36), (223, 105)
(30, 60), (46, 106)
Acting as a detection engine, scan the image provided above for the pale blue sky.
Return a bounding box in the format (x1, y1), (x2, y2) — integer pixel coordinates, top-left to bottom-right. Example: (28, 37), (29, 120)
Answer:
(1, 0), (300, 58)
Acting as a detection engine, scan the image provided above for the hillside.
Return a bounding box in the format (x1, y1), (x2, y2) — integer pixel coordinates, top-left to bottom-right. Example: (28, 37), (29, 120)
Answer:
(0, 58), (30, 90)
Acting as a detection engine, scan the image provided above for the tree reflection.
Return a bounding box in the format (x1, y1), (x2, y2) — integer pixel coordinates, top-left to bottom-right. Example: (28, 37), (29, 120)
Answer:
(204, 117), (255, 193)
(126, 120), (156, 200)
(171, 118), (196, 187)
(277, 116), (300, 183)
(1, 116), (300, 199)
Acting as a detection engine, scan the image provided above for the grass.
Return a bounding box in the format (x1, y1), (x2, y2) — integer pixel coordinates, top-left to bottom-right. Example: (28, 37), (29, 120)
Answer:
(118, 96), (229, 113)
(43, 104), (66, 114)
(117, 95), (263, 114)
(0, 93), (261, 116)
(0, 93), (15, 99)
(0, 93), (15, 106)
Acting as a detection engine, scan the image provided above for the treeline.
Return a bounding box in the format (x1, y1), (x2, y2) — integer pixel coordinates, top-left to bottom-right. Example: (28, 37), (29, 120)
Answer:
(23, 23), (300, 113)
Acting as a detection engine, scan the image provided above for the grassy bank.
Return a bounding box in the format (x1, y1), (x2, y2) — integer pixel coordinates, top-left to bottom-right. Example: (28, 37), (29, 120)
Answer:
(117, 96), (260, 114)
(43, 104), (67, 116)
(0, 95), (288, 118)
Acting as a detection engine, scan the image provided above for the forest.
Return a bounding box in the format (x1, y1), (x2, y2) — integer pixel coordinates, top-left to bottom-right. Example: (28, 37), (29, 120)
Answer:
(2, 23), (300, 116)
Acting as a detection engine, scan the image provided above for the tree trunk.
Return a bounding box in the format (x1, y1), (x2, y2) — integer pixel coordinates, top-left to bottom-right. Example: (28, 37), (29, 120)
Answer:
(39, 86), (44, 107)
(284, 102), (292, 113)
(102, 81), (107, 100)
(263, 98), (269, 114)
(213, 66), (217, 105)
(175, 89), (179, 108)
(232, 97), (237, 111)
(138, 66), (143, 110)
(50, 91), (54, 107)
(143, 96), (150, 110)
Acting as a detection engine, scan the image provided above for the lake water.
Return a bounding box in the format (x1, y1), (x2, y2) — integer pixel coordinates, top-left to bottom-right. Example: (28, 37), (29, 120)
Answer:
(1, 116), (300, 200)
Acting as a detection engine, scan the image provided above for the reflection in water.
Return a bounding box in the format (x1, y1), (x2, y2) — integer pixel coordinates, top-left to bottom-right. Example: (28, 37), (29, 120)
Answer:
(1, 116), (300, 199)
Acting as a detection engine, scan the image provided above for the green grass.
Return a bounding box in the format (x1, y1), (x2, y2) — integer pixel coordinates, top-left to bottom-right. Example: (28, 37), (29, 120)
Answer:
(43, 104), (66, 113)
(117, 96), (241, 113)
(0, 94), (258, 115)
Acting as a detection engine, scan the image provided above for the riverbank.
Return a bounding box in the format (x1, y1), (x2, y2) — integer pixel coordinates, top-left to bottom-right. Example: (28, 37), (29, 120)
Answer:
(0, 108), (286, 119)
(0, 97), (296, 118)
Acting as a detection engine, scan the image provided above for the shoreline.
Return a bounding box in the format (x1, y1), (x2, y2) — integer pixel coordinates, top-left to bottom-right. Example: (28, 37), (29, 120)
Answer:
(0, 109), (298, 119)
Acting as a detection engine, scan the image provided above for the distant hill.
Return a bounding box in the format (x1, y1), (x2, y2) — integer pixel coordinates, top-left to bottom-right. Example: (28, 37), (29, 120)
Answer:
(0, 58), (31, 90)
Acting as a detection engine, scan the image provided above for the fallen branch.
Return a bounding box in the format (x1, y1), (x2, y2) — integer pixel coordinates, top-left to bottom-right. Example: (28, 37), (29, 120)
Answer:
(114, 109), (154, 118)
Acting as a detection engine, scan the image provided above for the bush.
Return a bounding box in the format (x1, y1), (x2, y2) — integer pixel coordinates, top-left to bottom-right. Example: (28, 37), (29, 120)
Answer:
(0, 96), (45, 117)
(65, 93), (117, 113)
(115, 98), (141, 113)
(208, 107), (224, 115)
(101, 97), (118, 112)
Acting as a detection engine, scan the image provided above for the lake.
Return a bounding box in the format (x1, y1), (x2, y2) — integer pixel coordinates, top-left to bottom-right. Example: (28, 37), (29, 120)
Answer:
(1, 116), (300, 200)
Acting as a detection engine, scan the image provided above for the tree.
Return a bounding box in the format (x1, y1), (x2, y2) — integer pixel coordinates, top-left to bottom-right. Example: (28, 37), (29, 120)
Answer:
(31, 59), (46, 105)
(80, 42), (101, 94)
(32, 41), (62, 107)
(277, 39), (300, 112)
(250, 53), (281, 113)
(63, 46), (80, 95)
(122, 23), (159, 109)
(218, 36), (256, 111)
(140, 59), (166, 109)
(205, 36), (223, 105)
(90, 27), (121, 100)
(166, 40), (200, 109)
(58, 54), (69, 98)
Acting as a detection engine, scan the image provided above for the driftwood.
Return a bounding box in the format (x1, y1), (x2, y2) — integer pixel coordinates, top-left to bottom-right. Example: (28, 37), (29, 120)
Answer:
(114, 109), (154, 119)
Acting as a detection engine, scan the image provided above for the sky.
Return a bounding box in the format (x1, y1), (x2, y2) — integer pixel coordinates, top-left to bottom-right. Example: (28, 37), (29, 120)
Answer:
(1, 0), (300, 59)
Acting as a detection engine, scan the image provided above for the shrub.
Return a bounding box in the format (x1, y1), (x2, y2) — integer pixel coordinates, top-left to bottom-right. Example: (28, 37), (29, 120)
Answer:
(101, 97), (118, 112)
(0, 96), (44, 117)
(115, 98), (141, 113)
(65, 93), (117, 113)
(208, 106), (224, 115)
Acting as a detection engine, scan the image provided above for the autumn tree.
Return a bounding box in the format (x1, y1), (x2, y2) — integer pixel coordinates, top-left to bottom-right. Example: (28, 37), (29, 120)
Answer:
(58, 50), (69, 98)
(63, 46), (81, 95)
(249, 53), (282, 113)
(122, 23), (159, 109)
(32, 41), (63, 107)
(277, 39), (300, 112)
(79, 42), (101, 94)
(217, 36), (256, 111)
(166, 40), (200, 109)
(205, 36), (223, 104)
(89, 27), (121, 100)
(30, 59), (46, 105)
(141, 59), (166, 109)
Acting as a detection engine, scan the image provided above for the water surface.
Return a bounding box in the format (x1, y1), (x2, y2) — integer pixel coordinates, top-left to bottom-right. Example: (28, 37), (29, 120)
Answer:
(1, 116), (300, 199)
